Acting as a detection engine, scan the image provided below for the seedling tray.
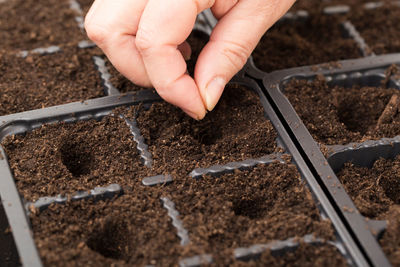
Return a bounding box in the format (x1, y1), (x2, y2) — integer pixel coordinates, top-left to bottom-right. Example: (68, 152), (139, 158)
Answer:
(2, 1), (399, 266)
(0, 68), (368, 266)
(247, 51), (400, 267)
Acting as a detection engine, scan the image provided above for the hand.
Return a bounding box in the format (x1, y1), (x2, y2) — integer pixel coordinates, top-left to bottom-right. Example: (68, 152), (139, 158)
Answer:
(85, 0), (295, 119)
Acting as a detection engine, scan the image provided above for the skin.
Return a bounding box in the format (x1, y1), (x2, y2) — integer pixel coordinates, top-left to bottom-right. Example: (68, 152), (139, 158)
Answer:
(85, 0), (296, 119)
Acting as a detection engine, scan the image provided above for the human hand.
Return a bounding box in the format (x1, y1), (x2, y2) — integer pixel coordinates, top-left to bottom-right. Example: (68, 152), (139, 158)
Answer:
(85, 0), (295, 119)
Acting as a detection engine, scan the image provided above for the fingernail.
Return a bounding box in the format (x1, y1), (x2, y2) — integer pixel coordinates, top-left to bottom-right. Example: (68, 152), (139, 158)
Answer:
(182, 108), (201, 120)
(205, 77), (226, 111)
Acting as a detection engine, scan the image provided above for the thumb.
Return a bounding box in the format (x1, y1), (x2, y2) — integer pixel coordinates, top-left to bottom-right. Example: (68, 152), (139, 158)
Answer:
(195, 0), (295, 111)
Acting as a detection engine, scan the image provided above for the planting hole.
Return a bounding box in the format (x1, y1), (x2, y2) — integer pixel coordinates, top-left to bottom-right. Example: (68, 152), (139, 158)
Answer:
(334, 87), (397, 135)
(336, 92), (384, 135)
(379, 175), (400, 204)
(86, 218), (131, 260)
(60, 141), (94, 177)
(191, 123), (221, 146)
(232, 197), (267, 219)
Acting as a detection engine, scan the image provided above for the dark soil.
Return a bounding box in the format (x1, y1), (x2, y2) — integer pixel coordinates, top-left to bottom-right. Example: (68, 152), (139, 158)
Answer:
(284, 76), (400, 145)
(0, 0), (85, 51)
(77, 0), (94, 15)
(132, 84), (279, 178)
(168, 163), (337, 262)
(29, 190), (182, 266)
(290, 0), (381, 12)
(289, 0), (325, 12)
(186, 30), (209, 76)
(380, 206), (400, 266)
(104, 30), (208, 93)
(336, 156), (400, 265)
(1, 83), (278, 200)
(2, 113), (144, 201)
(252, 13), (362, 72)
(223, 243), (347, 266)
(28, 162), (345, 266)
(351, 3), (400, 54)
(0, 46), (105, 116)
(0, 203), (20, 267)
(105, 59), (148, 93)
(336, 157), (400, 219)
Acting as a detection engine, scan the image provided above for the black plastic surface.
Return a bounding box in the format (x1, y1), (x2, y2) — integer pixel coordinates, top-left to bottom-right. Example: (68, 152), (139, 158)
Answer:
(0, 72), (363, 267)
(2, 3), (394, 267)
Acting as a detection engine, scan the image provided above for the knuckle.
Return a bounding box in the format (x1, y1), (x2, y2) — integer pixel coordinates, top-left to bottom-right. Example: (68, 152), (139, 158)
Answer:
(221, 40), (251, 70)
(135, 26), (154, 53)
(84, 21), (110, 45)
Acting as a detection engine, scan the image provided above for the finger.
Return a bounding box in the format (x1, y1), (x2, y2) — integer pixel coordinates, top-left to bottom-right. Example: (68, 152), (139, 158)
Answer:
(84, 0), (152, 87)
(136, 0), (213, 119)
(211, 0), (238, 19)
(195, 0), (296, 111)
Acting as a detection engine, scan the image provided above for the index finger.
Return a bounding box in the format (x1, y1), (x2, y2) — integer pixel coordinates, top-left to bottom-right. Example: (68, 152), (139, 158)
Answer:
(136, 0), (212, 120)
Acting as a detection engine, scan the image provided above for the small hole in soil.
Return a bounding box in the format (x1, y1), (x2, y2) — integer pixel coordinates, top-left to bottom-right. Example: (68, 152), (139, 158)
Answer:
(232, 197), (267, 219)
(334, 89), (390, 135)
(60, 141), (94, 177)
(336, 98), (380, 135)
(86, 218), (131, 260)
(191, 124), (222, 146)
(379, 176), (400, 204)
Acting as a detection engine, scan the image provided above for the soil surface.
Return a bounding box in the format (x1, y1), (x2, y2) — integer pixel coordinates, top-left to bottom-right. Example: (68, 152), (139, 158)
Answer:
(351, 3), (400, 54)
(0, 0), (85, 51)
(2, 113), (144, 201)
(168, 162), (338, 263)
(0, 203), (20, 267)
(222, 243), (347, 266)
(291, 0), (382, 12)
(29, 190), (182, 266)
(104, 30), (208, 93)
(284, 76), (400, 145)
(336, 156), (400, 265)
(0, 46), (105, 116)
(252, 13), (362, 72)
(132, 84), (279, 178)
(337, 157), (400, 219)
(290, 0), (324, 11)
(1, 84), (278, 200)
(28, 162), (346, 266)
(380, 206), (400, 266)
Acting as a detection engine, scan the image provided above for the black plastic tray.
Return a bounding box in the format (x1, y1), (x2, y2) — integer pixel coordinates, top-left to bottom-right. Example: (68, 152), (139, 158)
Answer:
(1, 2), (396, 266)
(243, 3), (400, 266)
(246, 53), (400, 267)
(0, 70), (368, 266)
